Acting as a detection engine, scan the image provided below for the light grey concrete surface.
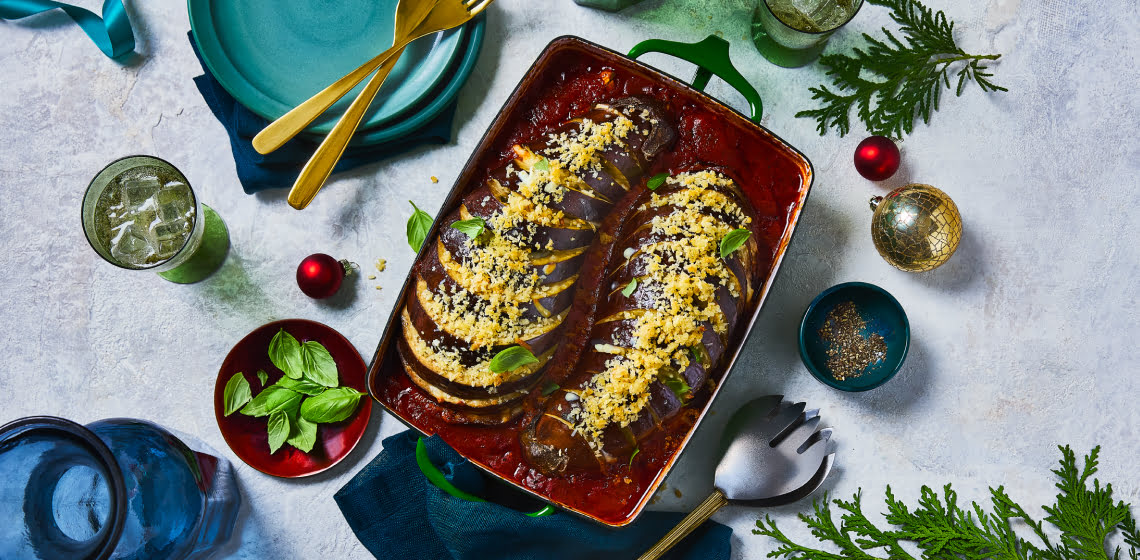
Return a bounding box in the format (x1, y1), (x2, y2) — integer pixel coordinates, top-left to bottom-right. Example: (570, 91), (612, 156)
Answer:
(1, 0), (1137, 558)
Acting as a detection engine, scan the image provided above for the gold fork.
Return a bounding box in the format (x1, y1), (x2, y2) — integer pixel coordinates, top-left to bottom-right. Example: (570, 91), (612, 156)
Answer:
(286, 0), (494, 210)
(251, 0), (438, 156)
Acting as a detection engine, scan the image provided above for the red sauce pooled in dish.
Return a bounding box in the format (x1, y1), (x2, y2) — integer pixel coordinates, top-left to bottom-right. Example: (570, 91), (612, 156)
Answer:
(376, 43), (809, 525)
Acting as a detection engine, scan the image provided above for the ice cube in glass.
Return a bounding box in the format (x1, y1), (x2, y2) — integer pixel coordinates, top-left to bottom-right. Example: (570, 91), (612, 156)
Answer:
(120, 175), (162, 209)
(155, 237), (185, 258)
(109, 223), (155, 265)
(152, 218), (189, 242)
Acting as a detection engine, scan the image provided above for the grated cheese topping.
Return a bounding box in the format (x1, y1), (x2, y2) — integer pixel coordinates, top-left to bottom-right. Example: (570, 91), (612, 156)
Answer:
(416, 278), (565, 349)
(402, 309), (550, 388)
(544, 114), (635, 175)
(566, 170), (753, 449)
(409, 109), (642, 388)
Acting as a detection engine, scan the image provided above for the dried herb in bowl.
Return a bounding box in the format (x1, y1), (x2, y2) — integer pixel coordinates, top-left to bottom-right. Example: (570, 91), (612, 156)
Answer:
(818, 301), (887, 381)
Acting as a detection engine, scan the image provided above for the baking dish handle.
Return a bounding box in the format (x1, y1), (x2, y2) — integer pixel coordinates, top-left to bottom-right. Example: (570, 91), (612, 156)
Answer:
(416, 437), (557, 518)
(628, 35), (763, 123)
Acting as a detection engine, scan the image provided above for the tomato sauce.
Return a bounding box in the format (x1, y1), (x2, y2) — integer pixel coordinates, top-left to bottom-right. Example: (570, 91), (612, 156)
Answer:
(372, 38), (811, 525)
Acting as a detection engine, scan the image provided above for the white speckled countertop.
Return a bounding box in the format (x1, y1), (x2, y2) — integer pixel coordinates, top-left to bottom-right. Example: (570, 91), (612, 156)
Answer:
(2, 0), (1138, 557)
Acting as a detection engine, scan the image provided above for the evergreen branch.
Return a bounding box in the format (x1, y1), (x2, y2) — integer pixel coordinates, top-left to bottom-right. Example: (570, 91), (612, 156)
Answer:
(754, 446), (1138, 560)
(1121, 515), (1139, 560)
(796, 0), (1006, 137)
(753, 497), (888, 560)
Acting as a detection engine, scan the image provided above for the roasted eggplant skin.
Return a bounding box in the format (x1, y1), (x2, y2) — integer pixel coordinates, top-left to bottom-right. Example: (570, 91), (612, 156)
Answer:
(396, 97), (676, 425)
(521, 168), (759, 475)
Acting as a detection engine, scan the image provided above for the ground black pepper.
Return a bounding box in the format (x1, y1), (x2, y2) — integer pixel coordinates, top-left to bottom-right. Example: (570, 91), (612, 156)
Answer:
(818, 301), (887, 381)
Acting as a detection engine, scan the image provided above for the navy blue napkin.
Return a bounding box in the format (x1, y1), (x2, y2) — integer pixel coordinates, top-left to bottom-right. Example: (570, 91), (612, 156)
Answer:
(334, 430), (732, 560)
(188, 32), (457, 194)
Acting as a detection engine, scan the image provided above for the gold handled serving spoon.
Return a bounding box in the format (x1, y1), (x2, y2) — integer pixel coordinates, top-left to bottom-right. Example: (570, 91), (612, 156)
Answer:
(286, 0), (494, 210)
(251, 0), (438, 156)
(639, 397), (835, 560)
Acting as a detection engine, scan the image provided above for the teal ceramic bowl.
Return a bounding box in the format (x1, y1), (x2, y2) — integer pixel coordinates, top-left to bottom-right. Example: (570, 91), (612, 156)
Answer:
(798, 282), (909, 392)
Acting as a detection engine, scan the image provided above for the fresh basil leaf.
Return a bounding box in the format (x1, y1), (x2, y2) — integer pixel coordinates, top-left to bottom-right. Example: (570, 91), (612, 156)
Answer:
(629, 446), (640, 467)
(287, 415), (318, 453)
(646, 173), (669, 191)
(541, 382), (560, 396)
(222, 373), (252, 417)
(267, 410), (290, 454)
(621, 278), (637, 297)
(268, 329), (304, 379)
(300, 387), (366, 424)
(690, 345), (705, 364)
(533, 157), (550, 172)
(300, 340), (338, 387)
(719, 228), (752, 258)
(450, 218), (485, 240)
(488, 345), (539, 374)
(407, 200), (433, 252)
(256, 369), (268, 387)
(661, 372), (692, 400)
(274, 375), (327, 397)
(240, 385), (302, 418)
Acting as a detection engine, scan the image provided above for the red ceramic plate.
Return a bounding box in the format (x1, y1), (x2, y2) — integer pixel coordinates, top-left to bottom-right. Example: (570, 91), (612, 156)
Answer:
(214, 319), (371, 478)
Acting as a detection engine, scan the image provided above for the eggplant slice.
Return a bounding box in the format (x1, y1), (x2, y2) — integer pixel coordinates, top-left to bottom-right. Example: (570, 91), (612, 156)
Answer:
(521, 169), (760, 474)
(398, 97), (675, 424)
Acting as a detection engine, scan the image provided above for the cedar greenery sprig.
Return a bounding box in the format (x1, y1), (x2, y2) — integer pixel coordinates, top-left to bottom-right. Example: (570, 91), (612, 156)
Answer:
(796, 0), (1006, 137)
(753, 445), (1139, 560)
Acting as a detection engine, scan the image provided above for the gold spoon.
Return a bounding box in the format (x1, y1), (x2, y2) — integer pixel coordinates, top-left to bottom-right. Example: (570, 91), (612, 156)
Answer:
(286, 0), (494, 210)
(251, 0), (438, 156)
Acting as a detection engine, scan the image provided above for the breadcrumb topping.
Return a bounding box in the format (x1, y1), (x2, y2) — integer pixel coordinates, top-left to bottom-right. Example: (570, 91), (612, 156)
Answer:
(407, 109), (642, 389)
(567, 170), (753, 448)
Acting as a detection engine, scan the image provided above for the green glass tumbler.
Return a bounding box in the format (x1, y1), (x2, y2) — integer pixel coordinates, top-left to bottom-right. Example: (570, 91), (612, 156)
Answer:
(82, 155), (230, 284)
(750, 0), (864, 67)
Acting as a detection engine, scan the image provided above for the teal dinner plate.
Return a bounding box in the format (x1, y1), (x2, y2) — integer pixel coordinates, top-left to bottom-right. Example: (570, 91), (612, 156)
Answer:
(329, 13), (485, 147)
(188, 0), (467, 134)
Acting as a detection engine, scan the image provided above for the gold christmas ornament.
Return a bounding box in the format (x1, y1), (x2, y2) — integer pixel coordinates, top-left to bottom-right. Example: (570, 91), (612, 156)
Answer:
(869, 183), (962, 272)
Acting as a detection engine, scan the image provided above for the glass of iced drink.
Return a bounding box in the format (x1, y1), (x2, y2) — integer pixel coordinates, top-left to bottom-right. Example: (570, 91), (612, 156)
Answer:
(82, 156), (230, 284)
(751, 0), (864, 67)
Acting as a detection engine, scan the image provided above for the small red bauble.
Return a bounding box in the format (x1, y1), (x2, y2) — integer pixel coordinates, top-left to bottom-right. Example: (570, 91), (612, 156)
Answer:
(296, 253), (352, 299)
(854, 136), (901, 181)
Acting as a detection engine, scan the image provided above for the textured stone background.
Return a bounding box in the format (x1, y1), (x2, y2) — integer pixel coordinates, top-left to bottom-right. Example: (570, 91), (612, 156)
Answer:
(1, 0), (1137, 558)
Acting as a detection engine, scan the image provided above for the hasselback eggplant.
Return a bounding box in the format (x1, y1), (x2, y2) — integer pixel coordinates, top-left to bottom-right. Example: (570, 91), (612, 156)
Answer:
(398, 97), (675, 424)
(520, 169), (760, 474)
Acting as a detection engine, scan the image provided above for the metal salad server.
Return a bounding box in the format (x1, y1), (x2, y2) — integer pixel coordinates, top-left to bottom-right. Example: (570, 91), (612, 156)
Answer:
(639, 396), (835, 560)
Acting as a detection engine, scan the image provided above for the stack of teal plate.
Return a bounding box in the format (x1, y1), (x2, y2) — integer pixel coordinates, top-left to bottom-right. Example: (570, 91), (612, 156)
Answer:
(188, 0), (485, 146)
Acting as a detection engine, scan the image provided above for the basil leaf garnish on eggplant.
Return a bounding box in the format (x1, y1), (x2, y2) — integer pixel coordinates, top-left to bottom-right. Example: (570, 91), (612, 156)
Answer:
(489, 345), (540, 374)
(450, 218), (486, 240)
(621, 278), (637, 297)
(719, 228), (752, 258)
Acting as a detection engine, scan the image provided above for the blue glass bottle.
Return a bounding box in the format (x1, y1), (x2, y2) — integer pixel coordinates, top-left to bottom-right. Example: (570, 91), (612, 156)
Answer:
(0, 416), (240, 559)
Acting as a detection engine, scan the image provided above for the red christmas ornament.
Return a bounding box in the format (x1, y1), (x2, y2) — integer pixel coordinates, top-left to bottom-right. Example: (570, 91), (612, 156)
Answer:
(854, 136), (901, 181)
(296, 253), (353, 299)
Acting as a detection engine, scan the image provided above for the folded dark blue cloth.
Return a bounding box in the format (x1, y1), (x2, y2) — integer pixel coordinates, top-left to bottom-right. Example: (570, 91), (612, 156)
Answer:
(188, 32), (456, 194)
(335, 430), (732, 560)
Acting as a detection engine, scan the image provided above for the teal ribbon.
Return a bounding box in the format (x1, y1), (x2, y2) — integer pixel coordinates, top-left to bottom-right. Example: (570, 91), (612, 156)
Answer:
(0, 0), (134, 59)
